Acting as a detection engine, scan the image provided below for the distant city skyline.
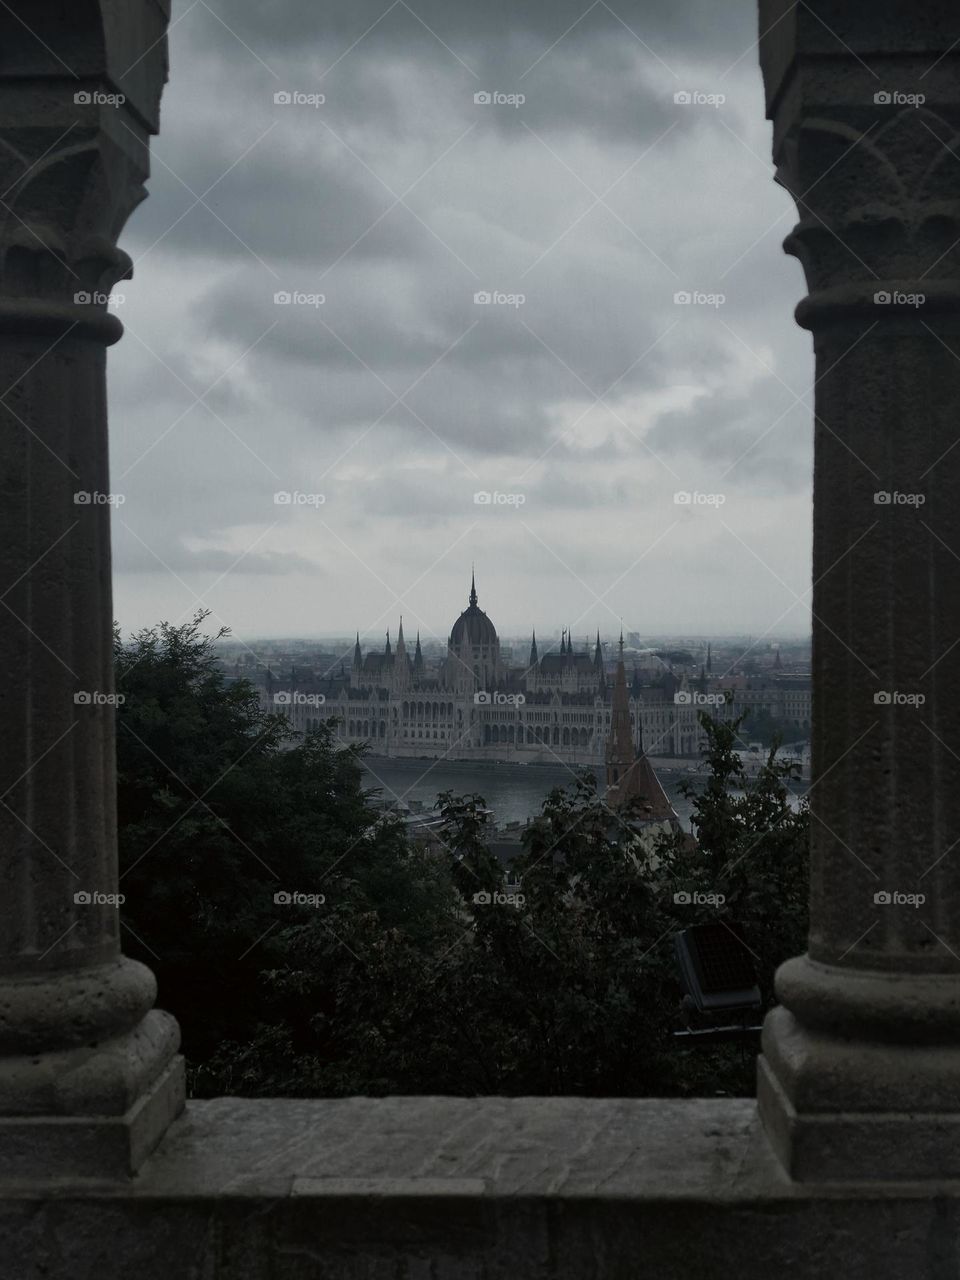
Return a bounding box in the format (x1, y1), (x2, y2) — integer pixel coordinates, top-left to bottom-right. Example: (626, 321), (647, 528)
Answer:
(215, 629), (811, 645)
(236, 571), (810, 772)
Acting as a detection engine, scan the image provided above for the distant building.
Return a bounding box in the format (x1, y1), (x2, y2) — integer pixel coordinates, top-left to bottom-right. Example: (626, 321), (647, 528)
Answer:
(255, 573), (714, 761)
(605, 638), (681, 825)
(725, 677), (812, 733)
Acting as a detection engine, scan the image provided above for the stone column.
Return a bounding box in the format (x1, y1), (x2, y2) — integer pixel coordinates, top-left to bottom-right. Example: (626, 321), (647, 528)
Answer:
(756, 2), (960, 1180)
(0, 1), (182, 1178)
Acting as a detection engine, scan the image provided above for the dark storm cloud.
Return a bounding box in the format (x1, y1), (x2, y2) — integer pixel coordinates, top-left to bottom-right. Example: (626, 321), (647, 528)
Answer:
(184, 0), (756, 61)
(131, 124), (425, 268)
(131, 10), (751, 271)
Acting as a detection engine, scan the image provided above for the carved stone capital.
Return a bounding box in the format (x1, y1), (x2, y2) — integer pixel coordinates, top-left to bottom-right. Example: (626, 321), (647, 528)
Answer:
(0, 0), (169, 335)
(760, 0), (960, 329)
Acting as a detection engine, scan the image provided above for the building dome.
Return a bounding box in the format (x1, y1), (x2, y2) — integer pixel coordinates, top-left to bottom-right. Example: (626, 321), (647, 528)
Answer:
(450, 572), (498, 647)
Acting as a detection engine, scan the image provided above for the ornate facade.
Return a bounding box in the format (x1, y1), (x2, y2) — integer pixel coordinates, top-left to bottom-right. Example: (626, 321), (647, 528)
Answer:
(261, 574), (706, 762)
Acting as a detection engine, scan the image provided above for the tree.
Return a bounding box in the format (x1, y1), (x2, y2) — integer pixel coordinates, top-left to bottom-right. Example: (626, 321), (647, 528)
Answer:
(738, 705), (810, 747)
(657, 712), (809, 1010)
(114, 612), (456, 1091)
(113, 617), (809, 1100)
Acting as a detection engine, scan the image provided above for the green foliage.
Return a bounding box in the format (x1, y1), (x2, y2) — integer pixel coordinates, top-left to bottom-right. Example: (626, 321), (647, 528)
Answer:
(658, 713), (810, 1010)
(115, 612), (456, 1087)
(737, 705), (810, 747)
(115, 617), (809, 1100)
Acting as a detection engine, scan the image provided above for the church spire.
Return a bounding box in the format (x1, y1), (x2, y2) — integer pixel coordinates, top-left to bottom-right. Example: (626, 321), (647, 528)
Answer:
(469, 566), (477, 608)
(606, 642), (634, 777)
(353, 632), (362, 666)
(414, 630), (424, 671)
(384, 629), (392, 657)
(594, 629), (603, 671)
(530, 630), (539, 665)
(605, 640), (675, 821)
(396, 618), (406, 658)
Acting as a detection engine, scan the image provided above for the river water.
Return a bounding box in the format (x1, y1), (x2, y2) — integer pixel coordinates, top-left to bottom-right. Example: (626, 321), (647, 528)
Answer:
(359, 756), (808, 830)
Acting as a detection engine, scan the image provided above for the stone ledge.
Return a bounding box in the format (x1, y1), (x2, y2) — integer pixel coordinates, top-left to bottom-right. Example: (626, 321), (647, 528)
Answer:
(3, 1097), (960, 1278)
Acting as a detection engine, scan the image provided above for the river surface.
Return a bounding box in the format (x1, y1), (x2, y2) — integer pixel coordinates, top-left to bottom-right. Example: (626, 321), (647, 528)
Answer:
(359, 757), (808, 830)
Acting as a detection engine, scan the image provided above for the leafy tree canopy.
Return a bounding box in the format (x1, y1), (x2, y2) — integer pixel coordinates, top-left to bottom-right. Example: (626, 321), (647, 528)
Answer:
(115, 617), (809, 1099)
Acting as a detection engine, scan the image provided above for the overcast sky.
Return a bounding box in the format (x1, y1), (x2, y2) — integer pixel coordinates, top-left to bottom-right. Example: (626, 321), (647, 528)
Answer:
(110, 0), (813, 649)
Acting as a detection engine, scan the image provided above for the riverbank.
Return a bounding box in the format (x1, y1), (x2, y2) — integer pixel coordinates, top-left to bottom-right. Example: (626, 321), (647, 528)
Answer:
(359, 756), (808, 830)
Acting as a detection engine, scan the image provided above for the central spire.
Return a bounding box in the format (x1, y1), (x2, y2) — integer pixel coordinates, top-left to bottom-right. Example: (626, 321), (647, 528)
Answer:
(469, 566), (478, 608)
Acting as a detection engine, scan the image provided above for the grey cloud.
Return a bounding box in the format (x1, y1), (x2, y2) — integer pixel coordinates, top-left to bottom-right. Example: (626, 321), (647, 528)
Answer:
(104, 0), (812, 636)
(181, 0), (756, 62)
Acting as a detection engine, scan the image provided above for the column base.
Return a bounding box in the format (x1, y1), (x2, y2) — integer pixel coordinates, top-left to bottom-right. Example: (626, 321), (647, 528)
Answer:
(0, 1054), (185, 1181)
(759, 1005), (960, 1181)
(0, 1005), (185, 1180)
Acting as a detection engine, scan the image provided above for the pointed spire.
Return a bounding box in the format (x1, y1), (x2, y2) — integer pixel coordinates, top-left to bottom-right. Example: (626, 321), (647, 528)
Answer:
(414, 630), (424, 671)
(607, 641), (633, 768)
(353, 632), (362, 666)
(384, 629), (392, 657)
(396, 618), (407, 665)
(469, 566), (478, 608)
(594, 629), (603, 670)
(605, 641), (674, 820)
(530, 630), (539, 665)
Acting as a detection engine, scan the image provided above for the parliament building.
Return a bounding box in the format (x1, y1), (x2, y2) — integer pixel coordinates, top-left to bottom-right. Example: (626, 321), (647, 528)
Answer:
(260, 574), (709, 765)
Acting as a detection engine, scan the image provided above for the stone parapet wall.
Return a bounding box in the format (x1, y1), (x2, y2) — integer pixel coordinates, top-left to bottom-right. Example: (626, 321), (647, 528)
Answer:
(3, 1097), (960, 1279)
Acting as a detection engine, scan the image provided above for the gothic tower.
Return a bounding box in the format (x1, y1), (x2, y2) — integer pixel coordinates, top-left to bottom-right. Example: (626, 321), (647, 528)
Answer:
(605, 634), (677, 823)
(394, 618), (411, 691)
(606, 635), (635, 793)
